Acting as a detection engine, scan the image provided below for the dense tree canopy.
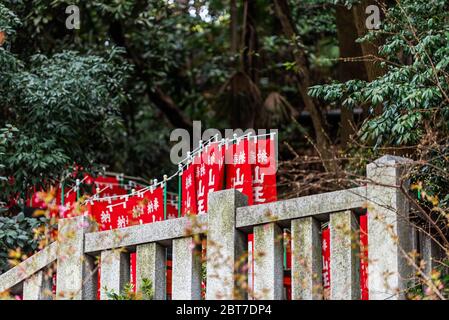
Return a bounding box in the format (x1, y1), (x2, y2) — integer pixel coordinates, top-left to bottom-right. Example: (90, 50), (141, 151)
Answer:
(0, 3), (445, 211)
(0, 0), (345, 203)
(2, 0), (449, 298)
(1, 0), (449, 204)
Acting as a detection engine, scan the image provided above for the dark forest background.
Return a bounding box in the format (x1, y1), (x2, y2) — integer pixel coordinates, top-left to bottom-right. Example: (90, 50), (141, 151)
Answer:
(0, 0), (394, 199)
(2, 1), (449, 297)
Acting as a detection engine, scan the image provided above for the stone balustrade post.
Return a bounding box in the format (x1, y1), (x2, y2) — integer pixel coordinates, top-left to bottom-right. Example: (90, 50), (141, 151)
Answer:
(206, 189), (248, 300)
(367, 155), (412, 300)
(56, 215), (98, 300)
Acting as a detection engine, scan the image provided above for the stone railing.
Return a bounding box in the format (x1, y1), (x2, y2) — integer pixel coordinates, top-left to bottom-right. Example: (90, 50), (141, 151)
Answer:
(0, 155), (441, 300)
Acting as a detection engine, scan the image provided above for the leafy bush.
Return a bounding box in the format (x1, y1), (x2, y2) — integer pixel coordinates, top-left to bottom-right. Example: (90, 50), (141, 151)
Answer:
(1, 3), (132, 206)
(0, 212), (47, 273)
(105, 278), (154, 300)
(309, 0), (449, 207)
(309, 0), (449, 148)
(407, 260), (449, 300)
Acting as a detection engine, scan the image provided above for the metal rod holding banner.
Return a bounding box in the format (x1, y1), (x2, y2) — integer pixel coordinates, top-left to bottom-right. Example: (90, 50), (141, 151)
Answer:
(83, 131), (279, 207)
(61, 181), (65, 206)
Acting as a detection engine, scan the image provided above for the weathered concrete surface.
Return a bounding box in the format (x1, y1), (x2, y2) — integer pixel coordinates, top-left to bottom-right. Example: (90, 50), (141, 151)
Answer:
(206, 189), (248, 300)
(0, 241), (58, 293)
(330, 210), (360, 300)
(236, 187), (366, 229)
(291, 217), (322, 300)
(172, 237), (202, 300)
(136, 243), (166, 300)
(56, 215), (97, 300)
(23, 270), (53, 300)
(100, 249), (130, 300)
(253, 223), (284, 300)
(85, 214), (207, 254)
(367, 155), (412, 300)
(419, 231), (442, 278)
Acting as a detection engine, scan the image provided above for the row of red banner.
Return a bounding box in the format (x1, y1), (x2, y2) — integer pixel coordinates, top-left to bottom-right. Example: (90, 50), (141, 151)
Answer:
(181, 137), (278, 215)
(28, 135), (368, 299)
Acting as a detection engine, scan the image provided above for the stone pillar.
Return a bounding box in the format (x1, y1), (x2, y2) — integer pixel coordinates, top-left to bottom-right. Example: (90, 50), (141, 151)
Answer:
(23, 270), (53, 300)
(136, 243), (166, 300)
(56, 215), (97, 300)
(291, 217), (322, 300)
(253, 223), (284, 300)
(99, 249), (130, 300)
(330, 210), (360, 300)
(172, 237), (202, 300)
(419, 231), (441, 279)
(367, 155), (412, 300)
(206, 189), (248, 300)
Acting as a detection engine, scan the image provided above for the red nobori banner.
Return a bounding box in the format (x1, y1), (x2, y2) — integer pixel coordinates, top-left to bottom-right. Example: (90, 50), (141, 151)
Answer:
(251, 137), (277, 204)
(360, 213), (369, 300)
(166, 197), (179, 220)
(194, 142), (225, 214)
(322, 227), (331, 299)
(181, 163), (197, 216)
(134, 187), (165, 224)
(90, 200), (113, 230)
(226, 138), (254, 205)
(91, 186), (165, 298)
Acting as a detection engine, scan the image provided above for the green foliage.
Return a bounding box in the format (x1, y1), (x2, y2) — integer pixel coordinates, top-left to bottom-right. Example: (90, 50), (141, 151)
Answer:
(105, 278), (154, 300)
(293, 0), (336, 43)
(0, 213), (47, 272)
(406, 259), (449, 299)
(308, 0), (449, 215)
(2, 0), (341, 188)
(310, 0), (449, 147)
(0, 4), (132, 203)
(0, 3), (20, 37)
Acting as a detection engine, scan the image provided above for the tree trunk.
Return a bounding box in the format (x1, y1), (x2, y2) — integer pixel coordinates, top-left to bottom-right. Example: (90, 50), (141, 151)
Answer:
(273, 0), (337, 172)
(227, 0), (261, 130)
(335, 5), (368, 147)
(230, 0), (239, 54)
(241, 0), (259, 83)
(352, 0), (386, 82)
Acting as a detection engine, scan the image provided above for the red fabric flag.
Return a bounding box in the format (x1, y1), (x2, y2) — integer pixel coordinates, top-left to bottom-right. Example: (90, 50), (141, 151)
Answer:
(84, 173), (95, 185)
(166, 260), (173, 299)
(30, 188), (46, 209)
(140, 187), (164, 223)
(360, 213), (369, 300)
(94, 176), (128, 198)
(251, 138), (277, 204)
(286, 232), (291, 270)
(195, 142), (225, 214)
(226, 138), (253, 205)
(91, 200), (113, 231)
(59, 189), (77, 211)
(110, 200), (130, 229)
(130, 252), (137, 293)
(322, 227), (331, 299)
(181, 163), (197, 216)
(166, 198), (179, 220)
